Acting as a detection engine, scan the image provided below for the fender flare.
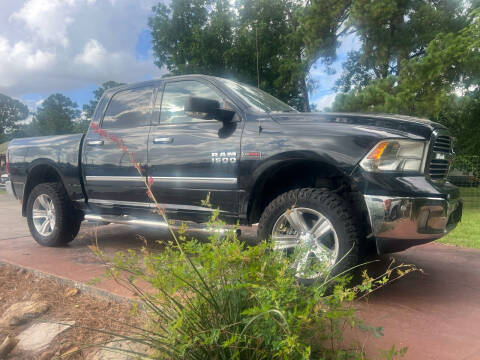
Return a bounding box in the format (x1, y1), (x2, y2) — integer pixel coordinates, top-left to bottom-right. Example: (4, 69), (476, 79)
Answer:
(243, 152), (352, 223)
(22, 160), (67, 216)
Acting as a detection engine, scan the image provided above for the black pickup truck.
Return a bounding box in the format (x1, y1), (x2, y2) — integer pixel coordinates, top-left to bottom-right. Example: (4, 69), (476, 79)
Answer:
(6, 74), (462, 276)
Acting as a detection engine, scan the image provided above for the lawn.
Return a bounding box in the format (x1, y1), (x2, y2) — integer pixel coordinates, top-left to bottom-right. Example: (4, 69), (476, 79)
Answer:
(458, 187), (480, 209)
(438, 187), (480, 249)
(439, 208), (480, 249)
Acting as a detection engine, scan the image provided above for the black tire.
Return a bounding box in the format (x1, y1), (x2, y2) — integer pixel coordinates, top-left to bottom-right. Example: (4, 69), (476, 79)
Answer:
(26, 182), (82, 247)
(257, 188), (359, 278)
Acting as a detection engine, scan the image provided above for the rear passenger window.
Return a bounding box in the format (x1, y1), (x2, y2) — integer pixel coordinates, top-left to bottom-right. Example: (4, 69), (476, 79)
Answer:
(102, 87), (153, 129)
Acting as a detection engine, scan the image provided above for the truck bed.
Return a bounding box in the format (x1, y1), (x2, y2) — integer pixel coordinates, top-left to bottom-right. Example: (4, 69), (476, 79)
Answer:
(8, 133), (85, 203)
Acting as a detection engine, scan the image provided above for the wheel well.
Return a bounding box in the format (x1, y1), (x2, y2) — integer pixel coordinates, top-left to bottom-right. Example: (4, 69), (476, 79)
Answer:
(247, 161), (352, 224)
(22, 165), (63, 216)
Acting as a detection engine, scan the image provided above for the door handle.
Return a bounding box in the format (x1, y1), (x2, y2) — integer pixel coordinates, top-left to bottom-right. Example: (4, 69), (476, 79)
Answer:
(153, 137), (174, 144)
(87, 140), (104, 146)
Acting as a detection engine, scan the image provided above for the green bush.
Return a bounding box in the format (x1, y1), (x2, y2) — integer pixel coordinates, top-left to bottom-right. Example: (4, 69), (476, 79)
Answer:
(93, 211), (412, 360)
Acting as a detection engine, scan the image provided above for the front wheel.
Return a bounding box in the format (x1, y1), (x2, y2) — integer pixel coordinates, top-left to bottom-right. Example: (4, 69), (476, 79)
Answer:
(26, 183), (82, 247)
(257, 188), (359, 280)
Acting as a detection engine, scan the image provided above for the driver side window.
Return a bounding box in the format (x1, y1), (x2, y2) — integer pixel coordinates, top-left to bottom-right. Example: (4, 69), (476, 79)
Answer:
(159, 81), (224, 124)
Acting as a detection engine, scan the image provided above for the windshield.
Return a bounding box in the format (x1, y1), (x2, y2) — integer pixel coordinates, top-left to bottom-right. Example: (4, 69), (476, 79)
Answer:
(219, 79), (297, 113)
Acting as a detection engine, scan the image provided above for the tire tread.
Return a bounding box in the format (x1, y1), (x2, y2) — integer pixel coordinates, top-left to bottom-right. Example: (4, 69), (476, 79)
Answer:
(257, 188), (360, 276)
(26, 182), (81, 246)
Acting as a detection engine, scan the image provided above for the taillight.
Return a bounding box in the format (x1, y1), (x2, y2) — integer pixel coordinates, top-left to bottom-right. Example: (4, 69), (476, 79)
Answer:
(6, 150), (9, 174)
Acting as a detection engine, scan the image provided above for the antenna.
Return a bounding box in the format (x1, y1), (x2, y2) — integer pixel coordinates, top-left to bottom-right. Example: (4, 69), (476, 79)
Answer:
(255, 22), (260, 88)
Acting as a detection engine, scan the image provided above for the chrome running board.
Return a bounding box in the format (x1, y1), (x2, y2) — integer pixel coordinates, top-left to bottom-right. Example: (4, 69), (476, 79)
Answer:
(85, 214), (169, 228)
(84, 214), (235, 235)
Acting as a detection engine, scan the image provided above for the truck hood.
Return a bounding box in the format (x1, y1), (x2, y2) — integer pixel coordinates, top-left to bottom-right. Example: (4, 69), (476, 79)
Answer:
(271, 112), (446, 139)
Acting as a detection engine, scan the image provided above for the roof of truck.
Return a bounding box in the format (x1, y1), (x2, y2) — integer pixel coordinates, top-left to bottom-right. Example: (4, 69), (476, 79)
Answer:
(103, 74), (218, 93)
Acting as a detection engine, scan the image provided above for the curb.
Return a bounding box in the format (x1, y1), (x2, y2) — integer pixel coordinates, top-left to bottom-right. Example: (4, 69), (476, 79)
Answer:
(0, 259), (133, 304)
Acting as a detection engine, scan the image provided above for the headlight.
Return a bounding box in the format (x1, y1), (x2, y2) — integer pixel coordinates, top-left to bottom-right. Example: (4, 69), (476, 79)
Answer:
(360, 140), (426, 172)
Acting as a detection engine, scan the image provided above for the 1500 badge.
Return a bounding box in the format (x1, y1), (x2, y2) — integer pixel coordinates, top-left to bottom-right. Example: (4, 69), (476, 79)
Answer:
(211, 152), (237, 164)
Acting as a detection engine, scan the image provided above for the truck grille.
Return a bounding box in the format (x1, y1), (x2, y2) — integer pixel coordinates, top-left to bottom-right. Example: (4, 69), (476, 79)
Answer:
(432, 135), (451, 153)
(428, 134), (453, 181)
(429, 159), (450, 180)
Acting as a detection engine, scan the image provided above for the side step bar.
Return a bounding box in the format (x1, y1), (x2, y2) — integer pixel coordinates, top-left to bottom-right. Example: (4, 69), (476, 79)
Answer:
(84, 214), (238, 235)
(85, 214), (169, 228)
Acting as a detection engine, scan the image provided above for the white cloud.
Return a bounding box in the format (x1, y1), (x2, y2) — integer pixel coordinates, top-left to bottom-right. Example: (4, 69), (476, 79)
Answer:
(75, 39), (108, 66)
(338, 32), (360, 55)
(0, 36), (56, 87)
(10, 0), (75, 47)
(314, 93), (337, 111)
(0, 0), (163, 98)
(309, 32), (360, 105)
(17, 98), (44, 124)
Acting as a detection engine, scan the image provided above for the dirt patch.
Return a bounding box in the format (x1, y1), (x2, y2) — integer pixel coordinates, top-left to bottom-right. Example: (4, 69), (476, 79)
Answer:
(0, 265), (143, 359)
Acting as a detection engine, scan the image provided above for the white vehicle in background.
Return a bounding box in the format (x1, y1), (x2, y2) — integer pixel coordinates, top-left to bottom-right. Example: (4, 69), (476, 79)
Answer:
(0, 173), (9, 186)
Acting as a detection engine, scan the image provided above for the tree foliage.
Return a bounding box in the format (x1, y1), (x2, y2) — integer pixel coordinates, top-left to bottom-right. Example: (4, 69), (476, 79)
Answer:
(149, 0), (311, 110)
(4, 82), (122, 140)
(332, 9), (480, 154)
(149, 0), (477, 112)
(31, 94), (80, 136)
(83, 81), (125, 119)
(302, 0), (473, 92)
(0, 94), (29, 142)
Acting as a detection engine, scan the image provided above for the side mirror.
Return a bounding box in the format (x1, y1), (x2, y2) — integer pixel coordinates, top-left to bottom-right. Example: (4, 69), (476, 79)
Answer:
(185, 96), (235, 122)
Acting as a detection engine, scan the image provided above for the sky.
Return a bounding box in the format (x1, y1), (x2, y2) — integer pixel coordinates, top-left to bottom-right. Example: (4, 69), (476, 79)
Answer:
(0, 0), (359, 114)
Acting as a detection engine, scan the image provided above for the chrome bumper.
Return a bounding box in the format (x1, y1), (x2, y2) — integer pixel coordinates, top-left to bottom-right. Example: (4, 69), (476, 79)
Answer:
(364, 195), (462, 253)
(5, 180), (16, 200)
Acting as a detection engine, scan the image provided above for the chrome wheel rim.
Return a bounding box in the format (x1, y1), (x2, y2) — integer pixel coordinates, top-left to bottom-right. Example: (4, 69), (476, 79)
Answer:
(32, 194), (56, 236)
(272, 207), (339, 279)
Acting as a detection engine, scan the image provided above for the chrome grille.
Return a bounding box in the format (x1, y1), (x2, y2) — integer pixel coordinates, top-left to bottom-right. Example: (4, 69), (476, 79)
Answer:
(429, 159), (450, 180)
(433, 135), (451, 153)
(428, 133), (453, 181)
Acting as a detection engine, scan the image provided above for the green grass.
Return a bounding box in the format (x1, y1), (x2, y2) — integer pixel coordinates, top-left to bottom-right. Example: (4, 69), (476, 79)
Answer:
(0, 187), (5, 195)
(439, 208), (480, 249)
(459, 187), (480, 209)
(437, 187), (480, 249)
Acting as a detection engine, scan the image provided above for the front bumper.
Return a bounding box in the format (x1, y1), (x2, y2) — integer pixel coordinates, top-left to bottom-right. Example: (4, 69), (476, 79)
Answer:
(364, 195), (462, 254)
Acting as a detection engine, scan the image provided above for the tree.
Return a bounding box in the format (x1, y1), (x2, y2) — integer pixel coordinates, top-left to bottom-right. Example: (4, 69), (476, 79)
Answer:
(149, 0), (311, 111)
(149, 0), (233, 75)
(83, 81), (125, 119)
(332, 9), (480, 154)
(72, 118), (91, 134)
(229, 0), (310, 110)
(0, 94), (29, 142)
(31, 94), (80, 136)
(302, 0), (473, 92)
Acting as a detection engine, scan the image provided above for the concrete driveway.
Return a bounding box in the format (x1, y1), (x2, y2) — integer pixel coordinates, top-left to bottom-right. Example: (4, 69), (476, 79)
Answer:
(1, 193), (479, 359)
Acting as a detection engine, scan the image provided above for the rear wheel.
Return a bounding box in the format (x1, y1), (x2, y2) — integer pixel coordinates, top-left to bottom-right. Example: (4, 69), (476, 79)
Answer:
(26, 183), (82, 247)
(257, 188), (359, 280)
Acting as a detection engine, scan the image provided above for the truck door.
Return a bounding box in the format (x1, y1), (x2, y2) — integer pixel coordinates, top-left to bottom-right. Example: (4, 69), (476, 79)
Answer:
(147, 79), (243, 216)
(82, 85), (154, 206)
